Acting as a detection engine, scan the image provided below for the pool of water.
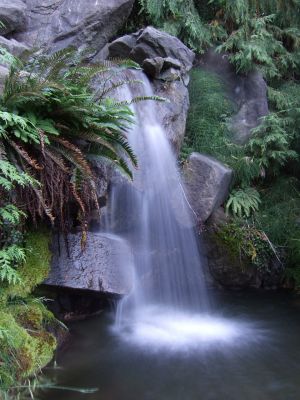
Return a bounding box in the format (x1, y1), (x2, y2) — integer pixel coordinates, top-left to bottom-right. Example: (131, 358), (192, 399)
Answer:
(41, 290), (300, 400)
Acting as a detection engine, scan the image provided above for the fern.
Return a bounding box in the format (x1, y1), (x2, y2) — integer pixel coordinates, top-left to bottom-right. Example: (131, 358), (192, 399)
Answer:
(0, 47), (142, 242)
(226, 188), (261, 217)
(217, 220), (275, 271)
(0, 245), (25, 285)
(0, 205), (26, 226)
(0, 161), (38, 190)
(0, 46), (19, 68)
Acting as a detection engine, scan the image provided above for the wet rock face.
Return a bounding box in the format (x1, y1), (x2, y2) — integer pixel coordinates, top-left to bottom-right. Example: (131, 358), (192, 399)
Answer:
(152, 78), (190, 153)
(0, 0), (27, 35)
(183, 153), (233, 222)
(13, 0), (134, 56)
(108, 27), (195, 153)
(45, 232), (134, 296)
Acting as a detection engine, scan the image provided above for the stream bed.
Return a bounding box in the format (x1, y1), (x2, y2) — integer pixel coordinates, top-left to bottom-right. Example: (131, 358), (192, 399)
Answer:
(41, 289), (300, 400)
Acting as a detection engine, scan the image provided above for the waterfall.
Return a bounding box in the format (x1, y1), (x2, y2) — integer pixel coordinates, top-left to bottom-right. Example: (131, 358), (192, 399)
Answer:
(103, 70), (245, 348)
(105, 69), (207, 310)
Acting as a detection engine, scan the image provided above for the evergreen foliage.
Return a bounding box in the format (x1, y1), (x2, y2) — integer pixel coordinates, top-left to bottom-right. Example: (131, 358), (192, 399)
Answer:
(1, 0), (300, 394)
(247, 113), (298, 176)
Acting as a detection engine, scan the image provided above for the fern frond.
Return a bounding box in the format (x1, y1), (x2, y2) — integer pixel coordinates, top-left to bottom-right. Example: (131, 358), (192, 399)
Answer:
(226, 187), (261, 218)
(9, 140), (43, 170)
(51, 137), (93, 177)
(0, 204), (26, 225)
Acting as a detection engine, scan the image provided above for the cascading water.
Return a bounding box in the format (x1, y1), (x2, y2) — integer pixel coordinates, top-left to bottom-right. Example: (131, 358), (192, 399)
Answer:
(104, 70), (250, 349)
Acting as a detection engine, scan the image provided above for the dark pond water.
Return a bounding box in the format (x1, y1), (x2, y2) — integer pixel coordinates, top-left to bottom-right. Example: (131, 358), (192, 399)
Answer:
(40, 290), (300, 400)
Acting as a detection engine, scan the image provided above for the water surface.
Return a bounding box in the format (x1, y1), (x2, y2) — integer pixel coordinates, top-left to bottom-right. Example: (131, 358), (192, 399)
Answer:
(41, 290), (300, 400)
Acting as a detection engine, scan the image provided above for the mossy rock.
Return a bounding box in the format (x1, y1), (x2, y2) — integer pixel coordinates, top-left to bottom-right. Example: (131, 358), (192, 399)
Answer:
(0, 309), (56, 389)
(9, 301), (56, 330)
(6, 229), (51, 298)
(0, 228), (57, 392)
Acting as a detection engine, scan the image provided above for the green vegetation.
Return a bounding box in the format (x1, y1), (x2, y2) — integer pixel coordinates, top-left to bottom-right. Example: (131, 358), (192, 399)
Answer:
(184, 69), (261, 189)
(226, 188), (261, 218)
(216, 220), (274, 272)
(255, 178), (300, 276)
(4, 230), (52, 299)
(182, 69), (233, 161)
(0, 304), (56, 391)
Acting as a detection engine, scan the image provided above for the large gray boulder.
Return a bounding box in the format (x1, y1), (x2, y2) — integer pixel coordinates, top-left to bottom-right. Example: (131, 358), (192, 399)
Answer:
(0, 0), (27, 35)
(45, 232), (134, 296)
(183, 153), (233, 222)
(197, 49), (269, 144)
(13, 0), (134, 56)
(108, 27), (195, 74)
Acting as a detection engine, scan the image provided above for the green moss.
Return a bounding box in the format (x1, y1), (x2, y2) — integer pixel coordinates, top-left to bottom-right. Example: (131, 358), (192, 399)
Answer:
(0, 228), (57, 393)
(14, 304), (43, 330)
(7, 229), (51, 298)
(9, 299), (57, 328)
(216, 221), (274, 272)
(0, 308), (56, 390)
